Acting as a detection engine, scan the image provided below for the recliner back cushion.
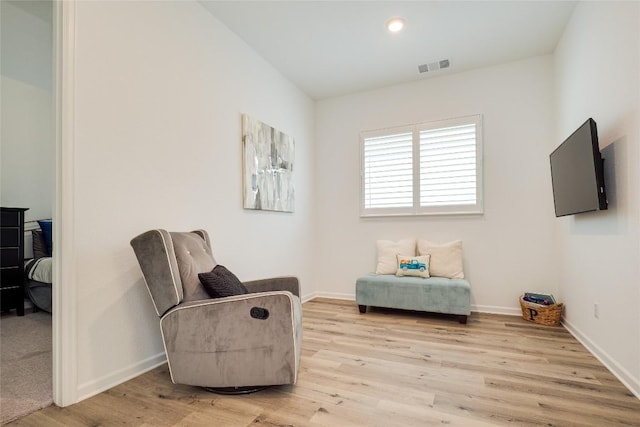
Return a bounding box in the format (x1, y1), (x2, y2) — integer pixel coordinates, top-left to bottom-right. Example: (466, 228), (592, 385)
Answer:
(131, 229), (185, 316)
(171, 232), (217, 302)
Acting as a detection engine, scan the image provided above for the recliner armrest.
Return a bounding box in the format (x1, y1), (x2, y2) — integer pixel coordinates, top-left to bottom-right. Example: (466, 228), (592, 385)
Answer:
(243, 276), (300, 298)
(159, 291), (302, 388)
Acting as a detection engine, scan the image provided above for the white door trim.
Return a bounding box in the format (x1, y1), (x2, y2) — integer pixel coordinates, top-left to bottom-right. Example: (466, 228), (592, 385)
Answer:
(52, 0), (78, 407)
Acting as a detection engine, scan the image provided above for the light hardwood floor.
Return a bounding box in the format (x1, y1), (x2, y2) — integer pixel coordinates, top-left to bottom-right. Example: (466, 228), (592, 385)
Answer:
(10, 298), (640, 426)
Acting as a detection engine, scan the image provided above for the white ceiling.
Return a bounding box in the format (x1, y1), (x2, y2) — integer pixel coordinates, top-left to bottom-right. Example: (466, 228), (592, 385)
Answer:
(201, 1), (577, 100)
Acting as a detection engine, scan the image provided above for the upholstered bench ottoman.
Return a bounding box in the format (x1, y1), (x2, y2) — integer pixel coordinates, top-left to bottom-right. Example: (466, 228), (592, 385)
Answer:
(355, 274), (471, 324)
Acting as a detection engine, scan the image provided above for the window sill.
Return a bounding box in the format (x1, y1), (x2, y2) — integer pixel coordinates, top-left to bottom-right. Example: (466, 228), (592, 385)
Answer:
(360, 210), (484, 218)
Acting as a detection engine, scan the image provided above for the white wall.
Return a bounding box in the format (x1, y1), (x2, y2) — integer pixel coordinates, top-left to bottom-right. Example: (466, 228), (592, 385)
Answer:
(0, 1), (53, 224)
(70, 0), (315, 400)
(315, 56), (559, 313)
(554, 1), (640, 397)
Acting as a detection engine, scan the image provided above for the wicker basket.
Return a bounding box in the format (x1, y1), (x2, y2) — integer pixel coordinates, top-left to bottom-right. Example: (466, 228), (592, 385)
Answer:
(519, 296), (563, 326)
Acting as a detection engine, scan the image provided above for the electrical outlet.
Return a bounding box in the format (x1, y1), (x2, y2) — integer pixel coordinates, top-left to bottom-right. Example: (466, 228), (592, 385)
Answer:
(594, 303), (599, 319)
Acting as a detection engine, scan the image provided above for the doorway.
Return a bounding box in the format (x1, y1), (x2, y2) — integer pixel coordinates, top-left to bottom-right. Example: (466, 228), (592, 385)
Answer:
(0, 0), (54, 422)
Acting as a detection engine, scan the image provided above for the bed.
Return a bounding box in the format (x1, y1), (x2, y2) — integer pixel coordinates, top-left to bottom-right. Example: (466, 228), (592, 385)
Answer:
(24, 227), (52, 313)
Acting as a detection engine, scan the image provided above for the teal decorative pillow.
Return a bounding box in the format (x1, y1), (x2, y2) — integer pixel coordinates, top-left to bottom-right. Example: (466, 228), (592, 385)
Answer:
(396, 254), (430, 278)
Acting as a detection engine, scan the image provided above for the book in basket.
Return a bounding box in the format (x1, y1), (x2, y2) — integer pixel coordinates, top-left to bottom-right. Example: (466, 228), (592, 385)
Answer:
(523, 292), (556, 306)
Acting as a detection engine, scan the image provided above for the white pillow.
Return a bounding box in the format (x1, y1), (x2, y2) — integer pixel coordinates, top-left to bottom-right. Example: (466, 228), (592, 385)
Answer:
(375, 239), (416, 274)
(417, 240), (464, 279)
(396, 254), (430, 278)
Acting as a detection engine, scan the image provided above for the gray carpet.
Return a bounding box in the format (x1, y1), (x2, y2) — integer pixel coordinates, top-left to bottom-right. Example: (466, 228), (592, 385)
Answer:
(0, 310), (53, 425)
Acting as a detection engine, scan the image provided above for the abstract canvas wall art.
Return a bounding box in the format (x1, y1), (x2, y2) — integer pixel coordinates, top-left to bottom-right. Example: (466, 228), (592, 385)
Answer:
(242, 114), (295, 212)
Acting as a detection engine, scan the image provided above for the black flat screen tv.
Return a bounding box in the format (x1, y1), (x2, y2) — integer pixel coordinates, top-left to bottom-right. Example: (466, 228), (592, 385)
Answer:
(549, 118), (607, 217)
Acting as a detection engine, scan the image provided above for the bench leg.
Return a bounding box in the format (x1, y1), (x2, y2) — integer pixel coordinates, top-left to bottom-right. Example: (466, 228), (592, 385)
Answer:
(358, 305), (367, 314)
(458, 315), (468, 324)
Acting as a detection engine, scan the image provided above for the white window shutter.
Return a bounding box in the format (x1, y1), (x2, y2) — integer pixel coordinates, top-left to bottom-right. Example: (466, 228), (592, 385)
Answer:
(362, 131), (413, 209)
(419, 123), (477, 207)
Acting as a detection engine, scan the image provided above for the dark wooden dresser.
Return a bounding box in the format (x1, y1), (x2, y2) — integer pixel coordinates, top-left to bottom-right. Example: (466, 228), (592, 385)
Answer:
(0, 207), (28, 316)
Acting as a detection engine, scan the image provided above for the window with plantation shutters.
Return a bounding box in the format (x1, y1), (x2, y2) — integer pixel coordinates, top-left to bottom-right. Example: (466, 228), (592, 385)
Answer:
(361, 115), (482, 216)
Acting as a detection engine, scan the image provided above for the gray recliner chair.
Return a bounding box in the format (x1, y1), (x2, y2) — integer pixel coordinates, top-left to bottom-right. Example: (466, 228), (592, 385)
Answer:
(130, 229), (302, 391)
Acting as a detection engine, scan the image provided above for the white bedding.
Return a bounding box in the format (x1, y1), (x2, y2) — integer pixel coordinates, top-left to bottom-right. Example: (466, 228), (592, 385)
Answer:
(25, 257), (53, 284)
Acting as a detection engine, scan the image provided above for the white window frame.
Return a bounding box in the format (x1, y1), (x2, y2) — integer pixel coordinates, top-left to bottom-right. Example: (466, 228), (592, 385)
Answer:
(360, 114), (483, 217)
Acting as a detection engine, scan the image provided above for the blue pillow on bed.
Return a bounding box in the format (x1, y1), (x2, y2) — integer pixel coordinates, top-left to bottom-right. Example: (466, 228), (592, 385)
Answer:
(37, 220), (53, 256)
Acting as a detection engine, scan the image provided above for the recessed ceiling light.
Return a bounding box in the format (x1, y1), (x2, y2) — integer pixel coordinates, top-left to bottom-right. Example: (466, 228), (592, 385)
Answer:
(386, 17), (405, 33)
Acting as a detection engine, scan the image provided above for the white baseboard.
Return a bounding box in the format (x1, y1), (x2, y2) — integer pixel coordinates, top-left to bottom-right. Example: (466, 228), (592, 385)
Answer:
(471, 304), (521, 316)
(301, 292), (318, 303)
(562, 318), (640, 400)
(77, 352), (166, 402)
(306, 291), (356, 301)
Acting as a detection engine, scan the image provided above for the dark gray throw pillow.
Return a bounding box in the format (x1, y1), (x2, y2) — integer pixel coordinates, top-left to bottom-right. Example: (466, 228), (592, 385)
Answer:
(198, 265), (249, 298)
(32, 230), (49, 259)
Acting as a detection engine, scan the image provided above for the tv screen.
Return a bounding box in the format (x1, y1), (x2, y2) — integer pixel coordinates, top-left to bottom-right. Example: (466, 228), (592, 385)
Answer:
(550, 118), (607, 217)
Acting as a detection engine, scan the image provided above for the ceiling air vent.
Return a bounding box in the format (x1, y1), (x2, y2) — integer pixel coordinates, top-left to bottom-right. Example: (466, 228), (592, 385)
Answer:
(418, 59), (450, 74)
